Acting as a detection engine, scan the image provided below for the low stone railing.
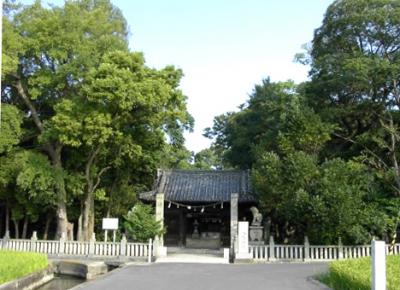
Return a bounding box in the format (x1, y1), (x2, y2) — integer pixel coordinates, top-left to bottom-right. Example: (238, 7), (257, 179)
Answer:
(249, 236), (400, 261)
(0, 232), (153, 262)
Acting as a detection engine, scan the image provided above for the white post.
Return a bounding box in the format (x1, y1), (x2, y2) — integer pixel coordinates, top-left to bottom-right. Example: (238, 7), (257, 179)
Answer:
(304, 236), (310, 261)
(372, 240), (386, 290)
(338, 237), (343, 260)
(30, 231), (38, 252)
(89, 233), (95, 257)
(120, 234), (127, 257)
(2, 230), (10, 249)
(104, 230), (108, 243)
(59, 232), (66, 255)
(148, 239), (153, 263)
(269, 236), (275, 261)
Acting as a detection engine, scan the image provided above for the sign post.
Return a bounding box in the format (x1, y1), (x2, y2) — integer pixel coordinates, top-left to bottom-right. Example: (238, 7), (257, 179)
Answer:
(102, 218), (119, 243)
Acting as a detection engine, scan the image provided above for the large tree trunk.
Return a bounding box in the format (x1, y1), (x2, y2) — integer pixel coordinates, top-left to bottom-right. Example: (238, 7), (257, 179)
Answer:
(82, 193), (93, 241)
(82, 146), (109, 241)
(22, 216), (29, 239)
(43, 213), (52, 240)
(12, 219), (19, 239)
(5, 203), (9, 236)
(82, 193), (96, 241)
(106, 180), (117, 218)
(48, 144), (69, 239)
(89, 196), (95, 239)
(263, 216), (271, 242)
(77, 206), (83, 241)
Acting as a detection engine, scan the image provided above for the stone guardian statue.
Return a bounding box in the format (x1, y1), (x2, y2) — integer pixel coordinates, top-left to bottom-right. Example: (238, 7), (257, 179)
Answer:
(250, 206), (263, 226)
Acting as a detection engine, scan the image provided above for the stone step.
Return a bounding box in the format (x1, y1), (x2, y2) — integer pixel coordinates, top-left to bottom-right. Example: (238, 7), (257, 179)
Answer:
(167, 247), (225, 255)
(155, 253), (229, 264)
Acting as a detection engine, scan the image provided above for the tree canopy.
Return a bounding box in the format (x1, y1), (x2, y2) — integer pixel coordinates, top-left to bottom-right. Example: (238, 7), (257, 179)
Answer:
(1, 0), (192, 240)
(2, 0), (400, 246)
(206, 0), (400, 244)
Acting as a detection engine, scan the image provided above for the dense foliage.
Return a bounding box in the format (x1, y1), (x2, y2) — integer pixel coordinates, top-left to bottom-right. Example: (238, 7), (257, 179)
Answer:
(0, 250), (48, 284)
(2, 0), (400, 245)
(1, 0), (192, 241)
(206, 0), (400, 244)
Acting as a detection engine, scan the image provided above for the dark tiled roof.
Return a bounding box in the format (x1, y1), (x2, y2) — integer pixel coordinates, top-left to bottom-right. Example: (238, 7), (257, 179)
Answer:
(140, 169), (255, 203)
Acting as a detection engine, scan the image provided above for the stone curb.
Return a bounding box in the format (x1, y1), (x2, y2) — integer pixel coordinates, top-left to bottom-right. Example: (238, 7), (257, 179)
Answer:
(0, 266), (53, 290)
(68, 262), (138, 290)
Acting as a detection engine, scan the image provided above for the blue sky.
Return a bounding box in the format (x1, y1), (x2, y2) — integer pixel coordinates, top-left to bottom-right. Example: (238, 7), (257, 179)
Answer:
(23, 0), (335, 152)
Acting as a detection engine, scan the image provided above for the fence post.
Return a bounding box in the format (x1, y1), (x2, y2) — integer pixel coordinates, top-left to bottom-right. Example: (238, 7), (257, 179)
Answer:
(59, 232), (66, 255)
(120, 234), (127, 257)
(89, 233), (96, 257)
(148, 239), (153, 263)
(30, 231), (38, 252)
(269, 236), (275, 261)
(338, 237), (343, 260)
(304, 236), (310, 261)
(372, 240), (386, 290)
(2, 231), (10, 249)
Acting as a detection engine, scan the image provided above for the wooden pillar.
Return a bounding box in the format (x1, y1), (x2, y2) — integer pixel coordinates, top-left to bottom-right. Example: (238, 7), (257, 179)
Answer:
(179, 209), (185, 247)
(230, 193), (239, 261)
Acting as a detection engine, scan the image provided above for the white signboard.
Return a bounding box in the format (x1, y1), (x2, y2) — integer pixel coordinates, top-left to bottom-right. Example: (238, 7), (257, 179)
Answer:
(102, 218), (119, 230)
(238, 221), (249, 254)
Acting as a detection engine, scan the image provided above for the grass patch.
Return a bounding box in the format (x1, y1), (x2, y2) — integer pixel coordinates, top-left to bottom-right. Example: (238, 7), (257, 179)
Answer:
(320, 255), (400, 290)
(0, 250), (48, 285)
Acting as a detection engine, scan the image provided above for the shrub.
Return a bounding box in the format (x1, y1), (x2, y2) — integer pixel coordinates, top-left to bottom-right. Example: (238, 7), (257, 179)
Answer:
(123, 202), (165, 242)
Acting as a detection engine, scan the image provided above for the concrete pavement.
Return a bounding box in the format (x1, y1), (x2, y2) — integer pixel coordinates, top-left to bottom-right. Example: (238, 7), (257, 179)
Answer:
(73, 262), (329, 290)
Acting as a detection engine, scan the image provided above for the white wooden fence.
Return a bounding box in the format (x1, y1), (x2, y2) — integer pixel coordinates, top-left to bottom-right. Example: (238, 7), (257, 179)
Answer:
(249, 236), (400, 261)
(0, 232), (153, 262)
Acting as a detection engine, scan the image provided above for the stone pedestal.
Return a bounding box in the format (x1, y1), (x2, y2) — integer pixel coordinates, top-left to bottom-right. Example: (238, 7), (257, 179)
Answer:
(249, 225), (264, 244)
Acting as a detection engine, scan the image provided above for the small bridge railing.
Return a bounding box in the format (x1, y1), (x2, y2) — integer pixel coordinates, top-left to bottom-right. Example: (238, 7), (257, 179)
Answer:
(0, 234), (153, 262)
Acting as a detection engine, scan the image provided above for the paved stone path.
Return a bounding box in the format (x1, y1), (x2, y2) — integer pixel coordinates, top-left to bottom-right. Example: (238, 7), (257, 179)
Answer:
(74, 262), (329, 290)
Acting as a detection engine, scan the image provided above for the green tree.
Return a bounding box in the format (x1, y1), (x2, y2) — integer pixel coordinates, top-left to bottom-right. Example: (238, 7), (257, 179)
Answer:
(0, 150), (56, 238)
(193, 148), (224, 170)
(2, 0), (129, 237)
(304, 0), (400, 193)
(45, 50), (192, 240)
(253, 152), (387, 244)
(205, 79), (332, 169)
(123, 203), (165, 242)
(301, 0), (400, 243)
